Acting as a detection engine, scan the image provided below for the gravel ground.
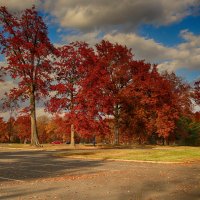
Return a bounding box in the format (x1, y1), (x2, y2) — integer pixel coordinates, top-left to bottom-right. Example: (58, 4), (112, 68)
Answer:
(0, 149), (199, 200)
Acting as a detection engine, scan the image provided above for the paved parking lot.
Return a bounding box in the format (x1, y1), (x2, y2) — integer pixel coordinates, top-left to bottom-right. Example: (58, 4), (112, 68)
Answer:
(0, 149), (200, 200)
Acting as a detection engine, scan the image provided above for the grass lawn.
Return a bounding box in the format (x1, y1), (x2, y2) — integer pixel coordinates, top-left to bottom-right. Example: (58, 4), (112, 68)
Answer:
(55, 146), (200, 163)
(0, 143), (68, 150)
(1, 143), (200, 162)
(0, 143), (99, 150)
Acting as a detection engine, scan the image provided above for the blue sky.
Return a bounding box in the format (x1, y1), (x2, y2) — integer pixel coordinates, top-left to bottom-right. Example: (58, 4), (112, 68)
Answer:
(137, 15), (200, 82)
(138, 15), (200, 47)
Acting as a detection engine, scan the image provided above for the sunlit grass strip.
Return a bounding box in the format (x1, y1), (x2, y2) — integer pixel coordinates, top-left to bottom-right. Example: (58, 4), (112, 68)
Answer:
(1, 143), (200, 162)
(56, 147), (200, 162)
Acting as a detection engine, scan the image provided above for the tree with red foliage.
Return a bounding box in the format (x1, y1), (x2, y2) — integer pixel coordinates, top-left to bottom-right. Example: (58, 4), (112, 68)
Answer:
(48, 42), (97, 146)
(0, 117), (7, 142)
(120, 63), (157, 143)
(15, 115), (31, 143)
(160, 72), (192, 143)
(193, 112), (200, 122)
(121, 67), (192, 144)
(0, 6), (56, 146)
(92, 40), (134, 145)
(45, 115), (71, 142)
(37, 115), (50, 143)
(163, 72), (192, 116)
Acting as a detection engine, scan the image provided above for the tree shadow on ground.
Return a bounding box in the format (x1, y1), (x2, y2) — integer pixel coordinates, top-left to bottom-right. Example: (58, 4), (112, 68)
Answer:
(0, 149), (104, 182)
(0, 187), (58, 200)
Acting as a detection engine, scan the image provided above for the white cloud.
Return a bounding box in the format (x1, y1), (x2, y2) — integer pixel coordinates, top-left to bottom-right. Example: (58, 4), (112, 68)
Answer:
(157, 62), (178, 73)
(103, 32), (176, 63)
(105, 31), (200, 72)
(63, 31), (171, 62)
(0, 0), (40, 11)
(63, 31), (101, 45)
(63, 30), (200, 72)
(42, 0), (199, 31)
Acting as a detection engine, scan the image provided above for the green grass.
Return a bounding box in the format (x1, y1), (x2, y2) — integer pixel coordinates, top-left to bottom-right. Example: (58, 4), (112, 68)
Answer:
(56, 146), (200, 162)
(1, 143), (200, 162)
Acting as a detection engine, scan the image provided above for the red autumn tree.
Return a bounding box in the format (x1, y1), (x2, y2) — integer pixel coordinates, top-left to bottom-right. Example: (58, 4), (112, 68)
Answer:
(37, 115), (50, 143)
(15, 115), (31, 143)
(193, 111), (200, 122)
(0, 6), (56, 146)
(93, 40), (134, 145)
(0, 117), (7, 142)
(0, 116), (17, 143)
(120, 65), (191, 144)
(141, 72), (190, 144)
(48, 42), (96, 146)
(159, 72), (192, 143)
(45, 115), (71, 142)
(162, 72), (192, 116)
(119, 62), (158, 143)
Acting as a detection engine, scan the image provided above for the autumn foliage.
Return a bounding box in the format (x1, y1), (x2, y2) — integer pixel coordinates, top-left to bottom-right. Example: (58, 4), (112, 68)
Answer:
(0, 6), (199, 146)
(0, 6), (56, 146)
(0, 117), (7, 142)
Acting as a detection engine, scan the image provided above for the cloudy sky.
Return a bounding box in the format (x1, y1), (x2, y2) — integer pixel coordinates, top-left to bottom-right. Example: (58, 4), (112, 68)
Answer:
(0, 0), (200, 117)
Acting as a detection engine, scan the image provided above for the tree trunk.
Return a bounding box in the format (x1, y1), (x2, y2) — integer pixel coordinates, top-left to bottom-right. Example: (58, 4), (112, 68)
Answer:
(8, 118), (13, 143)
(30, 88), (40, 147)
(24, 138), (27, 144)
(69, 90), (75, 147)
(114, 104), (120, 145)
(114, 123), (119, 145)
(162, 137), (165, 145)
(70, 124), (75, 147)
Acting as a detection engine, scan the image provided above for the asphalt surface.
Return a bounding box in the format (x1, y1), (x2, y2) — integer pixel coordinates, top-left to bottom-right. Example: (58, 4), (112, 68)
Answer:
(0, 148), (199, 200)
